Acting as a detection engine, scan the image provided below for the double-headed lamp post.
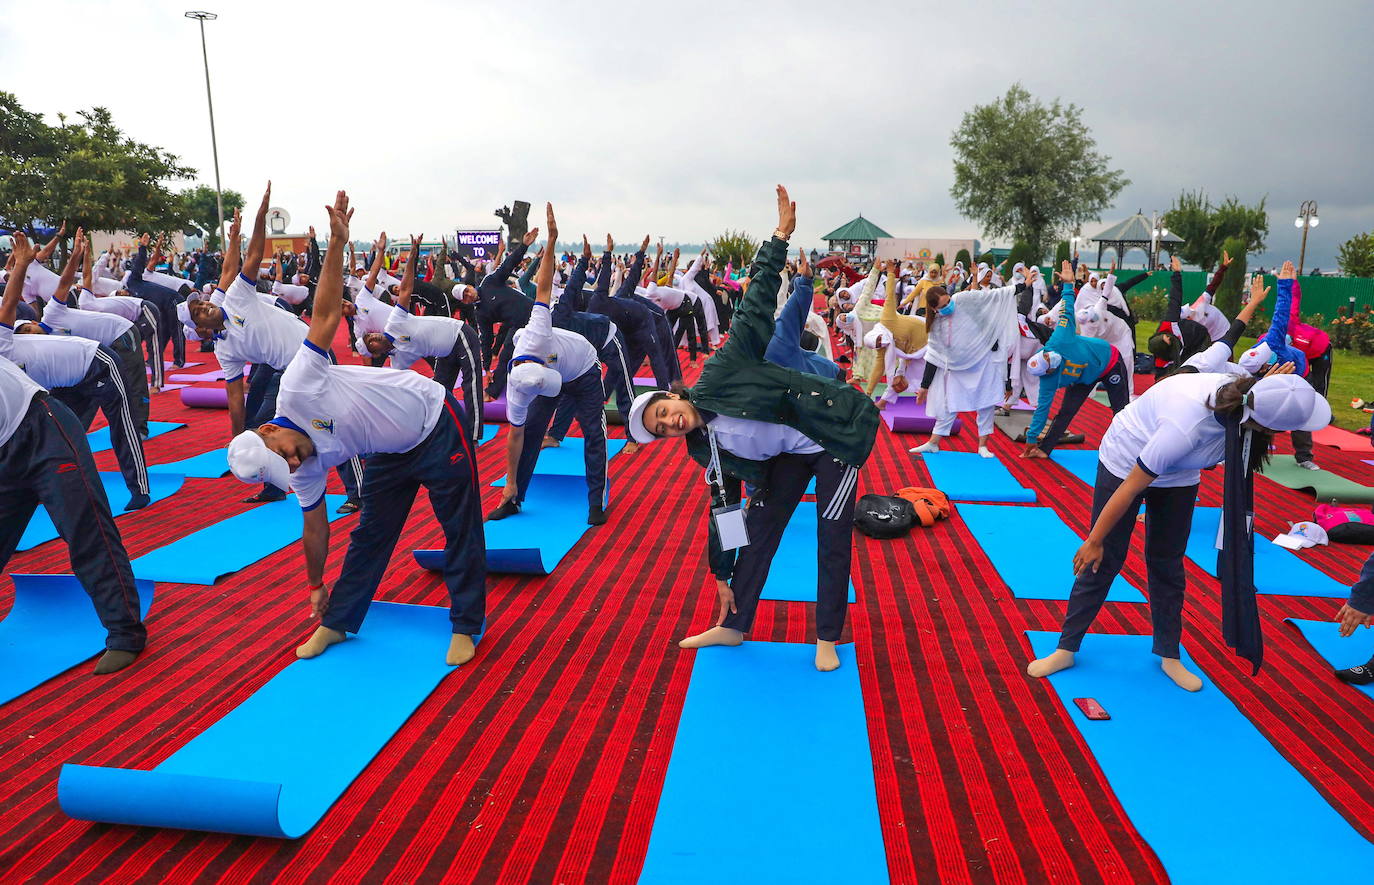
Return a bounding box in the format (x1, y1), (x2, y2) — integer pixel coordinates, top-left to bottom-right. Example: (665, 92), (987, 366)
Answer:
(185, 11), (224, 251)
(1151, 212), (1170, 270)
(1295, 200), (1319, 276)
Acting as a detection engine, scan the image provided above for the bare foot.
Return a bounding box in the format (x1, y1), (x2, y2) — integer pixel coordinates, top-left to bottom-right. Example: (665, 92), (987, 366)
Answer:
(1161, 657), (1203, 691)
(815, 640), (840, 671)
(541, 436), (560, 449)
(622, 441), (640, 455)
(678, 626), (744, 649)
(296, 626), (346, 659)
(1027, 649), (1075, 678)
(447, 634), (476, 666)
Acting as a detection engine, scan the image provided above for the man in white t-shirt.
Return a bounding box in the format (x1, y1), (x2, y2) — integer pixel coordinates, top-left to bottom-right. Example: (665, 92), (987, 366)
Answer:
(226, 190), (485, 667)
(359, 234), (484, 445)
(187, 191), (363, 511)
(0, 236), (147, 675)
(486, 204), (610, 526)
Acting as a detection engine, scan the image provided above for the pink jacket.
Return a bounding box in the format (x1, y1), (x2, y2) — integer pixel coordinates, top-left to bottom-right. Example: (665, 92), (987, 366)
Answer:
(1289, 279), (1331, 358)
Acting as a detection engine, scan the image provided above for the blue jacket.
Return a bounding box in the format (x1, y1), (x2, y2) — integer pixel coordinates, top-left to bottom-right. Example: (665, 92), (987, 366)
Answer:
(1028, 284), (1116, 444)
(765, 275), (841, 379)
(1266, 280), (1309, 376)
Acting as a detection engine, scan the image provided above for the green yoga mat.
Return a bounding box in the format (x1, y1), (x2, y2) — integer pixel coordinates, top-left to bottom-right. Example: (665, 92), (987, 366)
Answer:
(1260, 459), (1374, 505)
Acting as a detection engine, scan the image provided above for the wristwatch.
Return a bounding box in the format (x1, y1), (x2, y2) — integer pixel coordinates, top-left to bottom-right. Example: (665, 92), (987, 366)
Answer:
(773, 229), (790, 242)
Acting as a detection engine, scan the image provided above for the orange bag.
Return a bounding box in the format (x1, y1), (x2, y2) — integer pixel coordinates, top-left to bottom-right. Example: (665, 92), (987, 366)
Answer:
(896, 487), (951, 528)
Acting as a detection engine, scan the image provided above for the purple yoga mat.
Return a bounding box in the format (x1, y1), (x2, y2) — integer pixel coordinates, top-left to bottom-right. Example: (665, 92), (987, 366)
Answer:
(482, 395), (508, 422)
(168, 369), (226, 383)
(180, 386), (229, 409)
(879, 397), (963, 434)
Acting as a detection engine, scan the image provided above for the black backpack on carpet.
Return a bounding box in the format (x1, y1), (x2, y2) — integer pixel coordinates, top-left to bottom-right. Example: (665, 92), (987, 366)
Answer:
(854, 494), (917, 539)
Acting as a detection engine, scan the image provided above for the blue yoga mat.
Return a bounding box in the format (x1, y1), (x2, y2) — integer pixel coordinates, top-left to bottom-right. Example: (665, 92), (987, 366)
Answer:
(87, 421), (184, 453)
(1186, 508), (1349, 598)
(131, 495), (348, 585)
(1051, 449), (1101, 488)
(1025, 631), (1374, 883)
(415, 474), (588, 575)
(760, 503), (856, 603)
(151, 448), (229, 479)
(958, 504), (1144, 602)
(489, 436), (627, 486)
(0, 574), (156, 707)
(19, 472), (185, 551)
(640, 642), (889, 883)
(920, 451), (1036, 503)
(59, 601), (459, 838)
(1287, 618), (1374, 698)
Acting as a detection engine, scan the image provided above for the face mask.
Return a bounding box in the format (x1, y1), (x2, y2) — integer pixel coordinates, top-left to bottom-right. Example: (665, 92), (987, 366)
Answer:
(938, 302), (955, 316)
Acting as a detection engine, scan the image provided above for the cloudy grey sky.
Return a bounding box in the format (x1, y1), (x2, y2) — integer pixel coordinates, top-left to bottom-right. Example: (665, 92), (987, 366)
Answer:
(2, 0), (1370, 268)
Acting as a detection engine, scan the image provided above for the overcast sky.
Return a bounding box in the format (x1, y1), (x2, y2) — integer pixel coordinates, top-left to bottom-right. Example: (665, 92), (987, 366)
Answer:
(2, 0), (1370, 268)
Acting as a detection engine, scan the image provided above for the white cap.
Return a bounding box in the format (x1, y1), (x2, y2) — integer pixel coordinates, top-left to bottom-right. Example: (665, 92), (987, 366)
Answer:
(1273, 521), (1329, 550)
(509, 361), (561, 399)
(1027, 350), (1062, 376)
(627, 388), (663, 444)
(863, 327), (892, 349)
(1243, 374), (1331, 431)
(1238, 342), (1274, 374)
(227, 429), (291, 491)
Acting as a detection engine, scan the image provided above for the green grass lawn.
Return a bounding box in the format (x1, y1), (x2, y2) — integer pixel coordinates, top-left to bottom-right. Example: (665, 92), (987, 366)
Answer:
(1131, 326), (1374, 430)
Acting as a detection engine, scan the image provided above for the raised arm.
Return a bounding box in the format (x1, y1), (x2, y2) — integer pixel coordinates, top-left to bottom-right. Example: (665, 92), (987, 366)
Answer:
(718, 185), (795, 362)
(48, 228), (85, 305)
(217, 208), (243, 291)
(1205, 251), (1232, 297)
(81, 232), (95, 294)
(534, 204), (558, 307)
(1165, 255), (1184, 323)
(366, 232), (388, 291)
(595, 235), (614, 297)
(395, 233), (422, 311)
(35, 222), (65, 264)
(616, 237), (648, 299)
(243, 183), (272, 280)
(307, 191), (354, 350)
(1267, 261), (1298, 349)
(1, 233), (35, 326)
(484, 229), (536, 290)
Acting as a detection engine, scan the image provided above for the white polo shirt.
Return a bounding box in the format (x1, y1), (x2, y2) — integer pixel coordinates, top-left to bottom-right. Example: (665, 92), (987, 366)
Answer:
(1098, 372), (1238, 487)
(0, 329), (47, 446)
(506, 303), (599, 426)
(383, 304), (460, 369)
(215, 275), (311, 381)
(1183, 341), (1244, 375)
(40, 296), (134, 346)
(275, 339), (444, 509)
(77, 287), (144, 321)
(3, 326), (98, 389)
(353, 286), (390, 335)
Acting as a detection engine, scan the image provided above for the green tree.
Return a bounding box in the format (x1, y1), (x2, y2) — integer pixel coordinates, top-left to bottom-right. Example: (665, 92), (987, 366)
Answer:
(933, 251), (945, 267)
(1163, 190), (1269, 270)
(953, 248), (972, 268)
(1054, 240), (1071, 267)
(949, 83), (1128, 260)
(180, 184), (245, 249)
(708, 229), (759, 271)
(0, 92), (194, 240)
(1338, 231), (1374, 278)
(1006, 239), (1037, 274)
(1214, 235), (1249, 317)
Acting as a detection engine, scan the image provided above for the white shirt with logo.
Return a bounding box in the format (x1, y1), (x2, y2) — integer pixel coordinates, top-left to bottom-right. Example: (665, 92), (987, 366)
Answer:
(216, 275), (311, 381)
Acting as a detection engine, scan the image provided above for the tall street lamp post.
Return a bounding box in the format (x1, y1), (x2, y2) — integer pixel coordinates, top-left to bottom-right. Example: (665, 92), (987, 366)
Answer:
(1295, 200), (1319, 276)
(185, 11), (224, 249)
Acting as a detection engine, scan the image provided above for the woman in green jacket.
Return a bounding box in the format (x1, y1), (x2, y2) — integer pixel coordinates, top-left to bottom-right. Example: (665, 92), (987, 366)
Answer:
(626, 186), (880, 671)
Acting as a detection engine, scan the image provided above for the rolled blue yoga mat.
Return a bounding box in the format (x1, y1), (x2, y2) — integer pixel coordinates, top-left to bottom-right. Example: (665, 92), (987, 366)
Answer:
(131, 495), (348, 585)
(958, 504), (1144, 602)
(18, 472), (185, 551)
(59, 601), (461, 838)
(1286, 618), (1374, 698)
(0, 574), (156, 707)
(1185, 508), (1349, 598)
(919, 451), (1036, 503)
(640, 642), (889, 883)
(1025, 631), (1374, 883)
(87, 421), (184, 453)
(150, 448), (229, 479)
(415, 474), (590, 575)
(760, 503), (856, 603)
(489, 437), (627, 486)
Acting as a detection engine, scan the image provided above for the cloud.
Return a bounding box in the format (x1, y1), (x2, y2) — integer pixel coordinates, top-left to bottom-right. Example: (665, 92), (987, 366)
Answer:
(0, 0), (1367, 267)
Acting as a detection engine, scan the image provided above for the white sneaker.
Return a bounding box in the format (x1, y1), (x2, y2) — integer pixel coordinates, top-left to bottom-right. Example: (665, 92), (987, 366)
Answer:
(978, 446), (995, 459)
(1297, 460), (1320, 471)
(909, 441), (940, 455)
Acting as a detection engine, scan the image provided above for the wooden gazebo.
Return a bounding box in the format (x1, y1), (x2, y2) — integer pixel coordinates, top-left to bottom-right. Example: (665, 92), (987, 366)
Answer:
(821, 215), (892, 261)
(1091, 212), (1184, 268)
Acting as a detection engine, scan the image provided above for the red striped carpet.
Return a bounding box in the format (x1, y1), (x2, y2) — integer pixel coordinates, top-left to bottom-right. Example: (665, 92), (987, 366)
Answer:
(1, 336), (1371, 884)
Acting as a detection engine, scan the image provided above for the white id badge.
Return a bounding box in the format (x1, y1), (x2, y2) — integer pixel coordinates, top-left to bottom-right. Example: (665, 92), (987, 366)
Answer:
(712, 502), (750, 550)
